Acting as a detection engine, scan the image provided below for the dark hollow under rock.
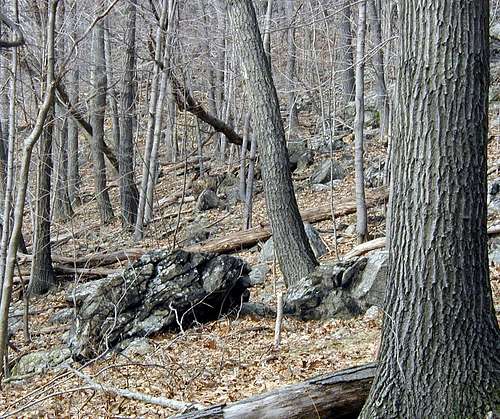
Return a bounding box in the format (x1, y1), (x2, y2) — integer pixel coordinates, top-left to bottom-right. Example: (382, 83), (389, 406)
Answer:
(68, 249), (251, 361)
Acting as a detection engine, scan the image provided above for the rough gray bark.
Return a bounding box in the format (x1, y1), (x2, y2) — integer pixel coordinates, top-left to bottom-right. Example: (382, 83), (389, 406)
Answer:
(360, 1), (500, 417)
(29, 111), (55, 295)
(354, 1), (368, 244)
(177, 363), (376, 419)
(227, 0), (317, 286)
(90, 10), (114, 224)
(338, 0), (355, 102)
(118, 0), (139, 227)
(52, 0), (73, 221)
(367, 0), (389, 141)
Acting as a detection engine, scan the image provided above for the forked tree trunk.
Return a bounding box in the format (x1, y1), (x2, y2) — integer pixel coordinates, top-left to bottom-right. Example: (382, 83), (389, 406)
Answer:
(118, 0), (139, 227)
(227, 0), (317, 286)
(90, 9), (114, 224)
(360, 1), (500, 417)
(354, 1), (368, 244)
(29, 111), (55, 295)
(134, 0), (168, 241)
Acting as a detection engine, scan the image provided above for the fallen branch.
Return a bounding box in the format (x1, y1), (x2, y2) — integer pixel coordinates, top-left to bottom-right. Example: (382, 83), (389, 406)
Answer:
(175, 363), (376, 419)
(186, 188), (387, 254)
(344, 224), (500, 260)
(68, 366), (205, 412)
(344, 237), (386, 259)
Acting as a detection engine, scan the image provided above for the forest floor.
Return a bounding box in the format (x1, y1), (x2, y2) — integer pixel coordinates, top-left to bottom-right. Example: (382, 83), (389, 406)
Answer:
(1, 113), (499, 417)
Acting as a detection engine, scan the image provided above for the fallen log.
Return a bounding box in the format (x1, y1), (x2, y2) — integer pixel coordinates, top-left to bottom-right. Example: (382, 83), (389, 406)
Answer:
(176, 363), (376, 419)
(343, 224), (500, 260)
(185, 189), (387, 254)
(18, 249), (145, 268)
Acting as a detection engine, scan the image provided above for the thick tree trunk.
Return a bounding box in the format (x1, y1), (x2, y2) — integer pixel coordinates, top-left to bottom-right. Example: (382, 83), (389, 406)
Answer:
(29, 113), (55, 295)
(177, 363), (376, 419)
(360, 1), (500, 417)
(227, 0), (317, 287)
(118, 0), (139, 227)
(90, 11), (114, 225)
(354, 1), (368, 244)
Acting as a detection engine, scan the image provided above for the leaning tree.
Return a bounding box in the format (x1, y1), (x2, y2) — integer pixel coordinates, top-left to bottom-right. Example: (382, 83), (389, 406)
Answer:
(227, 0), (318, 286)
(360, 0), (500, 417)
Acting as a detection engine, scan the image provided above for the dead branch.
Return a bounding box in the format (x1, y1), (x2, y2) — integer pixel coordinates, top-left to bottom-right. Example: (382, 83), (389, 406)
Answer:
(68, 366), (205, 412)
(186, 188), (388, 254)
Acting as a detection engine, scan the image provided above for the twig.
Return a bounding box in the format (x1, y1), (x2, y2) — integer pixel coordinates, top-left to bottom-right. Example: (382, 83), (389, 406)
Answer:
(67, 366), (204, 411)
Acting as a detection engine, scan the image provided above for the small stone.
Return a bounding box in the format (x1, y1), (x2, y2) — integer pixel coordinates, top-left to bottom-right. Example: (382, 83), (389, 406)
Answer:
(248, 264), (269, 286)
(309, 159), (346, 184)
(364, 306), (380, 322)
(49, 308), (75, 325)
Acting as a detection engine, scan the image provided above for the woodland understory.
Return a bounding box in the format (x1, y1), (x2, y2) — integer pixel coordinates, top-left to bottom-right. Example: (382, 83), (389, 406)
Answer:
(0, 0), (499, 417)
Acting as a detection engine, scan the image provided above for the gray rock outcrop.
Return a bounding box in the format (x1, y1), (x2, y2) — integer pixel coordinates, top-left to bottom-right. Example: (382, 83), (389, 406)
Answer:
(68, 250), (251, 361)
(284, 251), (388, 320)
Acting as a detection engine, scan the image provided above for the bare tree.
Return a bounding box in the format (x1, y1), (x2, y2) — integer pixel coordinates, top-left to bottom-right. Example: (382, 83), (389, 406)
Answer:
(90, 2), (114, 224)
(354, 0), (368, 244)
(0, 0), (58, 369)
(227, 0), (317, 286)
(338, 0), (355, 102)
(118, 0), (139, 227)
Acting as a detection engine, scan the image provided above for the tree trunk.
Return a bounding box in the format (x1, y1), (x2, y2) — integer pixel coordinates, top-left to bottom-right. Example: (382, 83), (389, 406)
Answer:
(354, 1), (368, 244)
(67, 62), (80, 205)
(90, 9), (114, 225)
(118, 0), (139, 227)
(360, 1), (500, 417)
(367, 0), (389, 142)
(177, 363), (376, 419)
(0, 0), (58, 368)
(52, 102), (74, 221)
(338, 0), (355, 102)
(29, 111), (55, 295)
(285, 0), (298, 138)
(134, 0), (168, 241)
(104, 21), (120, 158)
(227, 0), (317, 287)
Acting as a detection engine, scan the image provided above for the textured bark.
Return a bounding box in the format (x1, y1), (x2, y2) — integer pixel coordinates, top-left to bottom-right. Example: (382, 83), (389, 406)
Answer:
(177, 363), (376, 419)
(90, 11), (114, 225)
(360, 1), (500, 417)
(52, 1), (73, 221)
(29, 115), (55, 295)
(367, 0), (389, 141)
(354, 1), (368, 244)
(338, 0), (355, 102)
(118, 0), (139, 227)
(227, 0), (317, 287)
